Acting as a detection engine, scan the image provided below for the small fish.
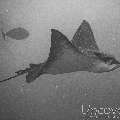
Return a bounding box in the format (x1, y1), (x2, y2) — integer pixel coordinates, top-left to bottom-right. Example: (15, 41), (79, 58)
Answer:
(2, 27), (29, 40)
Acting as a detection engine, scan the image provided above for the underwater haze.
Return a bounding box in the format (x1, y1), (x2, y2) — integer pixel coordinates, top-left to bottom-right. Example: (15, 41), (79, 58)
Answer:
(0, 0), (120, 120)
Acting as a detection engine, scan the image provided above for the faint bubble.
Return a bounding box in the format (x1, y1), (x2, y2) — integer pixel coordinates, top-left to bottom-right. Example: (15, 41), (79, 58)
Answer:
(20, 87), (24, 94)
(5, 9), (9, 13)
(55, 85), (59, 89)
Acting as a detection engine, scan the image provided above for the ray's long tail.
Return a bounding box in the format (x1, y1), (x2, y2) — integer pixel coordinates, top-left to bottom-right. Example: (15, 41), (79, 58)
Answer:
(0, 68), (30, 83)
(0, 63), (45, 83)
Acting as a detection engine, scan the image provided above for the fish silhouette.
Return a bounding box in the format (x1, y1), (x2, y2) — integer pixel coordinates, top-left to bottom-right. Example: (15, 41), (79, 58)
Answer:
(2, 27), (29, 40)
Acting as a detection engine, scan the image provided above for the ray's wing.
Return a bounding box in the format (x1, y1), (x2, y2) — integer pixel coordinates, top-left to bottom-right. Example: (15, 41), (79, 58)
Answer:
(46, 29), (78, 63)
(41, 29), (86, 75)
(71, 20), (99, 51)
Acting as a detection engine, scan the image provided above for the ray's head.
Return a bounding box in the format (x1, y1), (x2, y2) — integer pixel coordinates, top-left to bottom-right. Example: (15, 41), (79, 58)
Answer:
(92, 52), (120, 72)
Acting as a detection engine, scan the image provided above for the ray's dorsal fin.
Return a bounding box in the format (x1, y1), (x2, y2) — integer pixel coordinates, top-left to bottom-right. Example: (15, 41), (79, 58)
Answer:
(71, 20), (99, 51)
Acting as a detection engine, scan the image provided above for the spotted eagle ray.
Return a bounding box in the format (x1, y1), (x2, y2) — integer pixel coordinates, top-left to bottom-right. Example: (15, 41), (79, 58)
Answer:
(0, 20), (120, 83)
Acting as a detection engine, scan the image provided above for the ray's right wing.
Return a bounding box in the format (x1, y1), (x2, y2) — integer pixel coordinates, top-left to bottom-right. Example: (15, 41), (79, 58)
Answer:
(71, 20), (100, 52)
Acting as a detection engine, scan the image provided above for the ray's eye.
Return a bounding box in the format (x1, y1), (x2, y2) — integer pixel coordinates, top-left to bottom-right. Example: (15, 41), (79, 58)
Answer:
(110, 58), (120, 64)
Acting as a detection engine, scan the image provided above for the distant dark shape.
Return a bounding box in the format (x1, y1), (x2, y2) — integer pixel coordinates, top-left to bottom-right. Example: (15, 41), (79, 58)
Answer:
(0, 20), (120, 84)
(2, 27), (29, 40)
